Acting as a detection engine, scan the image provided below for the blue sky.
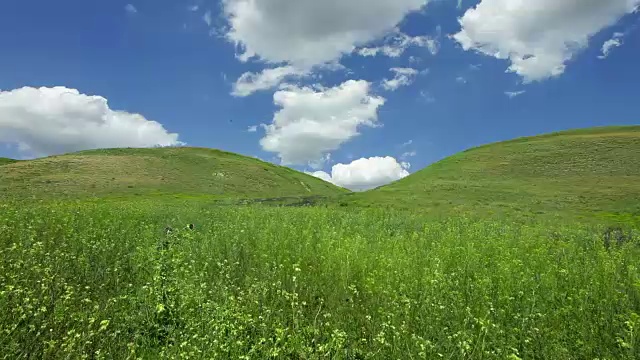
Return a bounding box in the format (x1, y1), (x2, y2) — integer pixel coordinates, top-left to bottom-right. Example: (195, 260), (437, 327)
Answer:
(1, 0), (639, 190)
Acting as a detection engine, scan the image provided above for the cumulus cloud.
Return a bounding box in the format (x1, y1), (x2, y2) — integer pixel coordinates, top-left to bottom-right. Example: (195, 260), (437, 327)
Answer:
(0, 87), (182, 157)
(309, 170), (333, 183)
(598, 32), (625, 59)
(357, 31), (439, 58)
(247, 125), (258, 132)
(453, 0), (640, 82)
(309, 156), (410, 191)
(259, 80), (385, 166)
(232, 66), (309, 97)
(125, 4), (137, 14)
(382, 67), (419, 91)
(223, 0), (429, 67)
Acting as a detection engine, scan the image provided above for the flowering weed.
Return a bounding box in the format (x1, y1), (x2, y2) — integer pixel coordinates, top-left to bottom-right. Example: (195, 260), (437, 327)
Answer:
(0, 202), (638, 358)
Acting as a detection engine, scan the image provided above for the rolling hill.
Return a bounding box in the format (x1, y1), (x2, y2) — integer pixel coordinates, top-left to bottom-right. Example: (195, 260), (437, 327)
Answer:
(345, 126), (640, 218)
(0, 158), (17, 166)
(0, 147), (348, 201)
(2, 126), (639, 219)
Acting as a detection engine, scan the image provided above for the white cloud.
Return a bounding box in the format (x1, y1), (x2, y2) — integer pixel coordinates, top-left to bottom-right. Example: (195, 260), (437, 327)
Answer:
(260, 80), (385, 166)
(401, 150), (417, 158)
(392, 68), (419, 76)
(231, 62), (347, 96)
(203, 11), (212, 26)
(309, 156), (410, 191)
(223, 0), (429, 67)
(232, 66), (308, 97)
(598, 32), (625, 59)
(401, 139), (413, 147)
(599, 39), (622, 59)
(188, 5), (199, 11)
(247, 125), (258, 132)
(505, 90), (526, 98)
(125, 4), (137, 14)
(0, 87), (182, 157)
(382, 67), (419, 91)
(309, 170), (333, 183)
(456, 76), (467, 84)
(357, 31), (439, 58)
(453, 0), (640, 82)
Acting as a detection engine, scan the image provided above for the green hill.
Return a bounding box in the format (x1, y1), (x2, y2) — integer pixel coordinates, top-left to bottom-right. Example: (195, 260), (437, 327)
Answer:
(0, 158), (17, 166)
(346, 126), (640, 218)
(0, 147), (348, 201)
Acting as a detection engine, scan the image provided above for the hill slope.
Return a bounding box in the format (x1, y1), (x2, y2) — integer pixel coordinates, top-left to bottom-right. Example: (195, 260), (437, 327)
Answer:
(347, 126), (640, 218)
(0, 158), (17, 166)
(0, 147), (348, 201)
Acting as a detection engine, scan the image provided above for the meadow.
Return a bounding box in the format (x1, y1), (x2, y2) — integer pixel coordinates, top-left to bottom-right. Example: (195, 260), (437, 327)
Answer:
(1, 200), (639, 359)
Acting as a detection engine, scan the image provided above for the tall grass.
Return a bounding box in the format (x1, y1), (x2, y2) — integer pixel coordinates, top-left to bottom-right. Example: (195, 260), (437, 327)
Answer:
(1, 202), (639, 359)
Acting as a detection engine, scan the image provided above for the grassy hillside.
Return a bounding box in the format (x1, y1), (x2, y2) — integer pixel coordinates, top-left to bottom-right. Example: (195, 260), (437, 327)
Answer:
(346, 126), (640, 219)
(1, 130), (639, 358)
(0, 158), (17, 166)
(0, 147), (348, 201)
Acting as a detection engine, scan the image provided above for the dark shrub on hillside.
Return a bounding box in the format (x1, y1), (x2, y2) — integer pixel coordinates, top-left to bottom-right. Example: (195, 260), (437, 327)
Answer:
(602, 226), (634, 250)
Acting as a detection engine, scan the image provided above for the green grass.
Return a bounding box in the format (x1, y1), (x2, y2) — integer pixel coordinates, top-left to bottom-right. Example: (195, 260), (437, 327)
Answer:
(0, 147), (348, 201)
(0, 201), (638, 359)
(0, 158), (17, 166)
(3, 126), (638, 221)
(2, 126), (640, 358)
(345, 126), (640, 219)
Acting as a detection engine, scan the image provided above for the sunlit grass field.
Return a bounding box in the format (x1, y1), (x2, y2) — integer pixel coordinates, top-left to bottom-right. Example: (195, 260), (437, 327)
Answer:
(1, 201), (639, 359)
(346, 126), (640, 218)
(0, 147), (347, 202)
